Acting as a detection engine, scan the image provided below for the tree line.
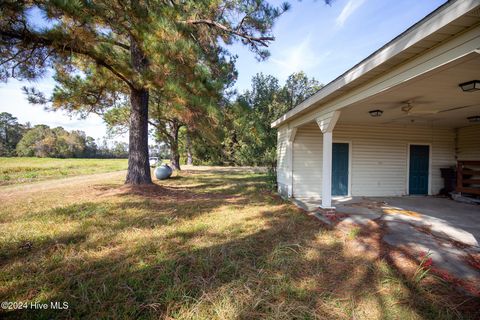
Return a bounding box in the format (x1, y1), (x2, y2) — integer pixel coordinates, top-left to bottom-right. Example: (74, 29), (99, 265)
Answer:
(1, 69), (320, 165)
(0, 112), (128, 158)
(153, 71), (321, 170)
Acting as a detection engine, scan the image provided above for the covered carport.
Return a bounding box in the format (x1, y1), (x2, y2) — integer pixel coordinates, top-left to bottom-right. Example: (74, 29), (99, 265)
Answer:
(288, 48), (480, 284)
(327, 49), (480, 198)
(274, 0), (480, 209)
(273, 0), (480, 296)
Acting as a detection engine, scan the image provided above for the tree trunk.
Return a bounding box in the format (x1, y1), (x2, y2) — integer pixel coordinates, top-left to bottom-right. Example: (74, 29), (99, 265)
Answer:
(170, 145), (180, 170)
(125, 34), (152, 185)
(170, 121), (181, 170)
(186, 129), (193, 165)
(4, 125), (8, 148)
(125, 87), (152, 184)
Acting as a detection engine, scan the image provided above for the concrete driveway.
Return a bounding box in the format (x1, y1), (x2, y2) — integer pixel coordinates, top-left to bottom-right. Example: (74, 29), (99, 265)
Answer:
(296, 196), (480, 283)
(366, 197), (480, 248)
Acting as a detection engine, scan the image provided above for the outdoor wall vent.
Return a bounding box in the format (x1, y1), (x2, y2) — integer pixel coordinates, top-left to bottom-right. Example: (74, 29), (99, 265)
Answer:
(467, 116), (480, 123)
(459, 80), (480, 92)
(369, 109), (383, 117)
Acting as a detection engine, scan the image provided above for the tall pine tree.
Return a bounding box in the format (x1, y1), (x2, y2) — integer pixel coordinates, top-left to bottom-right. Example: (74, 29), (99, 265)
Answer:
(0, 0), (292, 184)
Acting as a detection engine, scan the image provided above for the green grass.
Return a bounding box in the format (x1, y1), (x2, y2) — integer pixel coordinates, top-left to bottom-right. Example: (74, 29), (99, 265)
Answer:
(0, 170), (477, 319)
(347, 226), (361, 239)
(0, 157), (127, 185)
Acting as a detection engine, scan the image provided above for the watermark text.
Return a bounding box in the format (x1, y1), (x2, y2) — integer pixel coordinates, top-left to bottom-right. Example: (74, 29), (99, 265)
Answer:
(1, 301), (69, 310)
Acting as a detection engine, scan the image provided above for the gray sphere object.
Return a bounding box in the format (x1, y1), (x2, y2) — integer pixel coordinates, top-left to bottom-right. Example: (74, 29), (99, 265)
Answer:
(154, 164), (173, 180)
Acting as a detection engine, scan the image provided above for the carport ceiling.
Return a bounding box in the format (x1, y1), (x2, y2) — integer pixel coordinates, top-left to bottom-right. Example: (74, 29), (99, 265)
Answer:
(339, 54), (480, 128)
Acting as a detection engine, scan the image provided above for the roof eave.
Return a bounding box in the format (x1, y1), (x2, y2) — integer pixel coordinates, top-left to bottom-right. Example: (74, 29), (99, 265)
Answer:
(271, 0), (480, 129)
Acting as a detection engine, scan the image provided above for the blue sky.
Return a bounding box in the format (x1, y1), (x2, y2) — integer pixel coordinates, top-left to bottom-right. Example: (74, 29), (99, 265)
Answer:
(0, 0), (446, 141)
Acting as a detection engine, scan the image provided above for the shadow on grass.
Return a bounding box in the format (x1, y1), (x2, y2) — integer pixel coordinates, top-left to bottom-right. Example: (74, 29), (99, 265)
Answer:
(1, 172), (478, 319)
(1, 208), (352, 319)
(0, 194), (252, 266)
(344, 220), (480, 318)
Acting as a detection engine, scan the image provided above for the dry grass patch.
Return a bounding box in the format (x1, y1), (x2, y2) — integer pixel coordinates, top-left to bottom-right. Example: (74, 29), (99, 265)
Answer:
(0, 170), (478, 319)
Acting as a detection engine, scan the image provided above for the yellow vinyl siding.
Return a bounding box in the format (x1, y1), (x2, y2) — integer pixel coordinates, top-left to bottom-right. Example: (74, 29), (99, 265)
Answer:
(276, 127), (289, 185)
(292, 123), (323, 199)
(456, 125), (480, 161)
(290, 122), (456, 199)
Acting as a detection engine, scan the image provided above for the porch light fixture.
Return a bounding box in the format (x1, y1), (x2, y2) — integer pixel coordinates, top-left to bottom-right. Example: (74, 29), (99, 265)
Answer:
(467, 115), (480, 123)
(368, 109), (383, 117)
(459, 80), (480, 92)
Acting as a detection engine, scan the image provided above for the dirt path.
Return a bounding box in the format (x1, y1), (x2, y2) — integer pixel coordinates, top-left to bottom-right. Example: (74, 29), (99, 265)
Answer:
(0, 170), (127, 199)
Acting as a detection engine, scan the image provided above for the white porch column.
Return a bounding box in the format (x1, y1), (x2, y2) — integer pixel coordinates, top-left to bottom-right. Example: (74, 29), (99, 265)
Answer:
(321, 131), (333, 208)
(315, 111), (341, 209)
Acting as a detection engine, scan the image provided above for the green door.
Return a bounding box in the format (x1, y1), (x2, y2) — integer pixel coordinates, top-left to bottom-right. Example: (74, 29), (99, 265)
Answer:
(409, 145), (429, 195)
(332, 143), (349, 196)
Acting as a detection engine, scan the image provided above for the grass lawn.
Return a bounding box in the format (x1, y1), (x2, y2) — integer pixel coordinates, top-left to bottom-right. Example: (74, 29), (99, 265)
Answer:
(0, 169), (478, 319)
(0, 157), (127, 185)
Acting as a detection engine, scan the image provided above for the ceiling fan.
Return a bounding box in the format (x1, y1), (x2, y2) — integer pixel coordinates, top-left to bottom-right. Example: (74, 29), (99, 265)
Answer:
(382, 100), (480, 124)
(400, 100), (437, 115)
(400, 100), (479, 115)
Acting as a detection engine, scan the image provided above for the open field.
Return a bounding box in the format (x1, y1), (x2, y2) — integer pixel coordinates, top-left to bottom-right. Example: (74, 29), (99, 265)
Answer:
(0, 157), (127, 185)
(0, 169), (478, 319)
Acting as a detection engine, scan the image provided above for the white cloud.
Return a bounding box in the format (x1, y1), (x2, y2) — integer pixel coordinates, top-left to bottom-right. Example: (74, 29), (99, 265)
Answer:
(336, 0), (366, 27)
(270, 35), (330, 79)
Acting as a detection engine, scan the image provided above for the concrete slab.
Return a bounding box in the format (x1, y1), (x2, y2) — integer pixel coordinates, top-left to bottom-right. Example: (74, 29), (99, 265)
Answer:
(341, 215), (373, 226)
(291, 198), (321, 212)
(374, 197), (480, 248)
(384, 221), (479, 280)
(292, 195), (480, 282)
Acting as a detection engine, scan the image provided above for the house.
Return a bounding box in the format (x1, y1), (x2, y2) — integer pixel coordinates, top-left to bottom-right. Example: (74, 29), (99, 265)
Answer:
(273, 0), (480, 209)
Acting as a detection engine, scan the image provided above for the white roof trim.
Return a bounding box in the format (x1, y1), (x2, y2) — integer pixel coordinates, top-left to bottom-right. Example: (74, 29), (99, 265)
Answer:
(271, 0), (480, 128)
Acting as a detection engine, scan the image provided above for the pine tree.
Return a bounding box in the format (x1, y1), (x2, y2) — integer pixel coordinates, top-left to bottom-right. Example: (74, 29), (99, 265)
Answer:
(0, 0), (291, 184)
